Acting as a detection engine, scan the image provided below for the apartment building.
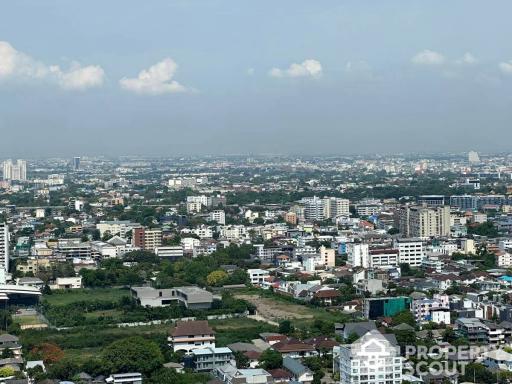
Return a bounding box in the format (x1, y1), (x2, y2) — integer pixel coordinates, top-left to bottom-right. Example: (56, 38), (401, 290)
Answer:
(333, 330), (402, 384)
(96, 220), (141, 238)
(132, 227), (162, 251)
(209, 210), (226, 225)
(192, 346), (235, 372)
(2, 159), (27, 181)
(398, 205), (451, 238)
(347, 243), (370, 268)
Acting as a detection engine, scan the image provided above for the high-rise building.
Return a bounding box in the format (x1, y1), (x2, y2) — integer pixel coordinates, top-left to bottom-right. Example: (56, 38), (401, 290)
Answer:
(2, 159), (27, 181)
(323, 197), (350, 219)
(0, 223), (9, 274)
(347, 243), (370, 268)
(300, 196), (350, 222)
(301, 196), (325, 221)
(73, 157), (81, 171)
(398, 205), (451, 238)
(468, 151), (480, 164)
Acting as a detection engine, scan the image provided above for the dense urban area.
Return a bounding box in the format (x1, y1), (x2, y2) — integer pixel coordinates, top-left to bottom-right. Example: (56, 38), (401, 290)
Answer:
(1, 152), (512, 384)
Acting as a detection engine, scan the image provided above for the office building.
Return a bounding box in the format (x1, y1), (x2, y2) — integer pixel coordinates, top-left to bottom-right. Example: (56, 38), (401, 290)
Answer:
(369, 249), (399, 268)
(394, 238), (425, 267)
(73, 156), (80, 171)
(417, 195), (445, 207)
(450, 195), (477, 211)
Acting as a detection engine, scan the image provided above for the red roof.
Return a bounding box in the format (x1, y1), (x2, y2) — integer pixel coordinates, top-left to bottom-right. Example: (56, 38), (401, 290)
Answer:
(171, 320), (214, 337)
(272, 339), (316, 353)
(314, 290), (341, 299)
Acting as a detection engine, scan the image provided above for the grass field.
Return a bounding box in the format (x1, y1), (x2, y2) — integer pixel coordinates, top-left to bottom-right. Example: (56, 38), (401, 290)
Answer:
(43, 288), (130, 306)
(13, 314), (42, 326)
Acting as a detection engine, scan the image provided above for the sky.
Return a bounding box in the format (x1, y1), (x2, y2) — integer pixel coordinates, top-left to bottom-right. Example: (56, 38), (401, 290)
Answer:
(1, 0), (512, 157)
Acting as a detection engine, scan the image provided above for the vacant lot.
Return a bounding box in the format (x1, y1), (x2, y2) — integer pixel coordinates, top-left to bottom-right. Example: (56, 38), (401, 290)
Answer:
(235, 294), (314, 321)
(234, 292), (346, 329)
(44, 288), (130, 306)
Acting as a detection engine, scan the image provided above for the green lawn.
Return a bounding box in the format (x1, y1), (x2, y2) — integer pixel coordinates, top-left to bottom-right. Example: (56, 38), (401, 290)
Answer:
(13, 314), (42, 326)
(43, 288), (130, 306)
(84, 309), (124, 320)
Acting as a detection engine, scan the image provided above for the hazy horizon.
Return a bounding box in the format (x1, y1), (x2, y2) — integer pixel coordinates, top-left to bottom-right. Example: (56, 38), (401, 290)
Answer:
(1, 0), (512, 157)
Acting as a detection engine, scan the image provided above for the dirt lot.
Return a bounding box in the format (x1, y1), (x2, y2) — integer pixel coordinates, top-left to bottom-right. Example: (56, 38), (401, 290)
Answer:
(235, 294), (314, 322)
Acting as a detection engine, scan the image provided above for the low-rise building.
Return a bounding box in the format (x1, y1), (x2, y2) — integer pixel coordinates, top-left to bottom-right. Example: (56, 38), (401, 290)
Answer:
(169, 320), (215, 353)
(131, 286), (213, 309)
(192, 346), (234, 372)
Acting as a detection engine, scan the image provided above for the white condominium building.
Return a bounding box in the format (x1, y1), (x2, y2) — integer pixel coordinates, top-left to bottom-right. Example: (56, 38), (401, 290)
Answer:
(347, 243), (370, 268)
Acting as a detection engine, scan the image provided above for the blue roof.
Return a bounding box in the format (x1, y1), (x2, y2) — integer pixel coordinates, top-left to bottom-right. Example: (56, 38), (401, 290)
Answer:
(499, 276), (512, 282)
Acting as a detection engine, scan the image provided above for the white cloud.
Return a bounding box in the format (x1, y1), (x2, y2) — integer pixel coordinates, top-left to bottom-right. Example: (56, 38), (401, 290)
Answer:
(411, 50), (445, 66)
(50, 63), (105, 90)
(499, 61), (512, 75)
(247, 67), (255, 76)
(0, 41), (104, 90)
(269, 59), (322, 78)
(119, 58), (188, 95)
(456, 52), (477, 65)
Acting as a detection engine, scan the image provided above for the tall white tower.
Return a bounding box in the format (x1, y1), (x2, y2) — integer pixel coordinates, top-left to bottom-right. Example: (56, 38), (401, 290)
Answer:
(0, 223), (9, 274)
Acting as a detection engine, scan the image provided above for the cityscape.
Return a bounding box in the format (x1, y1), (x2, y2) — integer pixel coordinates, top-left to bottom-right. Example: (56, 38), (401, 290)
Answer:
(2, 1), (512, 384)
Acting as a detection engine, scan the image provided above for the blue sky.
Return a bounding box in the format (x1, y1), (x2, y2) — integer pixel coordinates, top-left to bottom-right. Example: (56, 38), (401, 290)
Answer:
(1, 0), (511, 156)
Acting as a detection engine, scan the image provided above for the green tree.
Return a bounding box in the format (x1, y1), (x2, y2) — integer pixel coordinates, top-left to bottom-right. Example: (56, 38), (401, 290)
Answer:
(101, 336), (164, 375)
(258, 349), (283, 370)
(206, 270), (229, 287)
(278, 320), (294, 335)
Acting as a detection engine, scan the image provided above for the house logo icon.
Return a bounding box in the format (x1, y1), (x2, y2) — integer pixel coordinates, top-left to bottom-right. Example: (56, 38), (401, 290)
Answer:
(350, 330), (399, 371)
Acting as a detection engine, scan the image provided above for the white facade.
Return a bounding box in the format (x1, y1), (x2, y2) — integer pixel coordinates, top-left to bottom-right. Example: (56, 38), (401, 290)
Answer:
(155, 246), (184, 259)
(395, 239), (425, 267)
(369, 250), (399, 268)
(53, 277), (83, 289)
(247, 269), (270, 285)
(497, 251), (512, 267)
(334, 330), (402, 384)
(0, 224), (9, 274)
(347, 243), (370, 268)
(209, 210), (226, 225)
(2, 159), (27, 181)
